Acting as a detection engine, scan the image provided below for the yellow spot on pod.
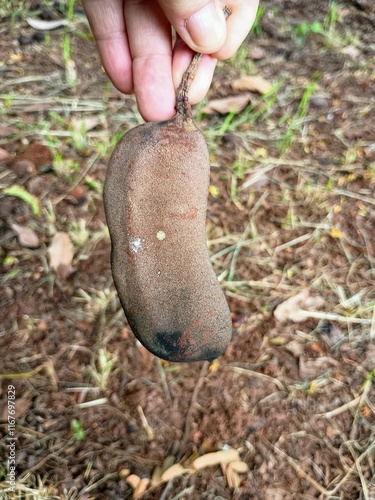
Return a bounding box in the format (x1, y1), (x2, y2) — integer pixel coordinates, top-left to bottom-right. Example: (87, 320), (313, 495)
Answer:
(157, 231), (166, 241)
(208, 185), (219, 197)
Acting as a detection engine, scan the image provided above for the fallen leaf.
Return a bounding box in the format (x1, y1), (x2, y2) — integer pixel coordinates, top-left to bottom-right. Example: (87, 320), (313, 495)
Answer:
(26, 18), (70, 30)
(48, 232), (74, 279)
(231, 75), (273, 94)
(0, 398), (30, 420)
(226, 464), (241, 489)
(249, 47), (266, 60)
(160, 463), (192, 482)
(299, 356), (339, 380)
(201, 94), (252, 115)
(229, 460), (249, 473)
(12, 160), (36, 177)
(71, 116), (102, 133)
(208, 185), (219, 198)
(133, 478), (150, 498)
(192, 449), (240, 470)
(330, 227), (343, 239)
(161, 455), (176, 473)
(66, 186), (87, 206)
(11, 223), (40, 248)
(0, 148), (11, 161)
(285, 340), (305, 358)
(0, 125), (17, 137)
(209, 359), (220, 372)
(9, 53), (23, 63)
(126, 474), (140, 489)
(3, 185), (41, 216)
(269, 336), (287, 346)
(274, 289), (325, 323)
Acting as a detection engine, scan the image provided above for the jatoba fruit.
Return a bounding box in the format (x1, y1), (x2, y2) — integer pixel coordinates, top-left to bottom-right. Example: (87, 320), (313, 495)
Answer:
(104, 50), (232, 362)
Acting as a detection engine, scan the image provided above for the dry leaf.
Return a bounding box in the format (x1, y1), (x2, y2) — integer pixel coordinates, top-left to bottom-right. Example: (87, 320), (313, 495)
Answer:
(133, 478), (150, 498)
(330, 227), (343, 239)
(151, 465), (162, 486)
(192, 449), (240, 470)
(0, 125), (17, 137)
(71, 116), (103, 133)
(209, 359), (220, 372)
(201, 94), (252, 115)
(160, 463), (192, 482)
(0, 148), (11, 161)
(274, 289), (325, 323)
(299, 356), (339, 380)
(11, 223), (40, 248)
(48, 232), (74, 279)
(229, 460), (249, 473)
(26, 18), (70, 30)
(285, 340), (305, 358)
(126, 474), (141, 489)
(231, 75), (273, 94)
(0, 398), (30, 421)
(249, 47), (266, 60)
(226, 464), (241, 489)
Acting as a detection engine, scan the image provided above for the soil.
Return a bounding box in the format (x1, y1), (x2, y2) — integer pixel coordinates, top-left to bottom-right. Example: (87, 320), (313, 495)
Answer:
(0, 1), (375, 499)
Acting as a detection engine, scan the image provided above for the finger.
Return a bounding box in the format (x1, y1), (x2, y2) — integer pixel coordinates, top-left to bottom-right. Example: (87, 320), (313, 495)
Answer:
(213, 0), (260, 60)
(172, 36), (217, 105)
(124, 0), (175, 122)
(82, 0), (133, 94)
(158, 0), (227, 53)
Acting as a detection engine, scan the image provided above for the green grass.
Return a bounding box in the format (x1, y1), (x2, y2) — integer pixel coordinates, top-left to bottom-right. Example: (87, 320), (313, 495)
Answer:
(279, 79), (318, 153)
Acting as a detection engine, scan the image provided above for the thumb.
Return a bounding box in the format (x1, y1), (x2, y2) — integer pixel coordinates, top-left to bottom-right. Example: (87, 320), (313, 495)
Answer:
(158, 0), (227, 53)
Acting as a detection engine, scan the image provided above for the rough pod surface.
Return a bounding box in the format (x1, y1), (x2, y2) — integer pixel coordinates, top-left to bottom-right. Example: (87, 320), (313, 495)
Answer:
(104, 111), (232, 362)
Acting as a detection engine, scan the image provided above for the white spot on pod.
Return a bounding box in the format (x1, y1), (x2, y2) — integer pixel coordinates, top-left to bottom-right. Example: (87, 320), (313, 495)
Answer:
(157, 231), (166, 241)
(129, 236), (144, 254)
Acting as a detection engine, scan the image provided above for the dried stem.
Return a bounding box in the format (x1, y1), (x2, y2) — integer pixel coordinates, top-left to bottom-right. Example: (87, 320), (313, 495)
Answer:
(175, 6), (232, 118)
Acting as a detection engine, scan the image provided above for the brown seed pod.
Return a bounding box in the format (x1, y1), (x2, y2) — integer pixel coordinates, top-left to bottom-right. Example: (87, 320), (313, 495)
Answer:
(104, 20), (232, 362)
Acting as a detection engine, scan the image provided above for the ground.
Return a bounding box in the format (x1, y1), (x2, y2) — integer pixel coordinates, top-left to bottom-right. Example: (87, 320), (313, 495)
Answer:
(0, 1), (375, 499)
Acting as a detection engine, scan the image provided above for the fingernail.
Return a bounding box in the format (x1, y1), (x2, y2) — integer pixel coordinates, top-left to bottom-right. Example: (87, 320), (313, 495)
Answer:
(185, 2), (226, 51)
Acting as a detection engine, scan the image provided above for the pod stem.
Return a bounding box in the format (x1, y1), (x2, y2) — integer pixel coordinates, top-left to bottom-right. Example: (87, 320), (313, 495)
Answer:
(175, 6), (232, 120)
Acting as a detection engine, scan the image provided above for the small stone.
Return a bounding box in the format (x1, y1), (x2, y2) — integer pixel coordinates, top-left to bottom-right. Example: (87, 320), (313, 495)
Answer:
(66, 186), (88, 206)
(310, 96), (330, 109)
(249, 47), (266, 60)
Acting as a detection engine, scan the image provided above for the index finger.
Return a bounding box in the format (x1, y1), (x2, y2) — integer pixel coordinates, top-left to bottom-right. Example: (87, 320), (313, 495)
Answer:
(82, 0), (133, 94)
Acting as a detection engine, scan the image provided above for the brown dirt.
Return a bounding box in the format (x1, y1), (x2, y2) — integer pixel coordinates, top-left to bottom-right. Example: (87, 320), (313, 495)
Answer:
(1, 1), (375, 499)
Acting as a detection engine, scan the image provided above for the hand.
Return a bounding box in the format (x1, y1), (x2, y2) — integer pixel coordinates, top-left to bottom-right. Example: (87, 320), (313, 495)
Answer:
(82, 0), (260, 122)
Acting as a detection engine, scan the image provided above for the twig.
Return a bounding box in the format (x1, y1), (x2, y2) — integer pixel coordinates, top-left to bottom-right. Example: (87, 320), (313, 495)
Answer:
(156, 357), (172, 402)
(262, 436), (354, 496)
(319, 396), (361, 419)
(177, 361), (209, 460)
(274, 233), (312, 253)
(228, 190), (269, 281)
(160, 362), (209, 500)
(52, 152), (99, 205)
(296, 310), (372, 325)
(229, 365), (286, 391)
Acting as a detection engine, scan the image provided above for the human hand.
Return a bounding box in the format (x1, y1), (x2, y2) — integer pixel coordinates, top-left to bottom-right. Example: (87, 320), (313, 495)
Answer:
(82, 0), (260, 122)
